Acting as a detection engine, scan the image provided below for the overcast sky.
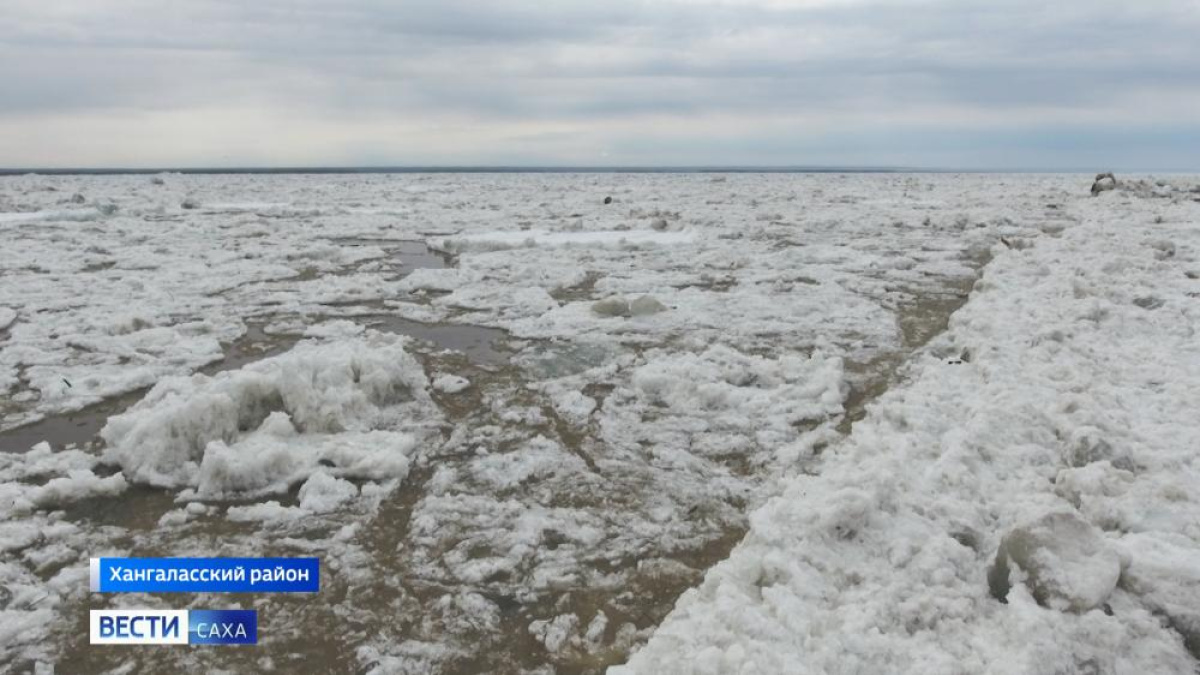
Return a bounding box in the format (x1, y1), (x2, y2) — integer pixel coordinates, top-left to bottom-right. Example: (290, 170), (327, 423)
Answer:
(1, 0), (1197, 169)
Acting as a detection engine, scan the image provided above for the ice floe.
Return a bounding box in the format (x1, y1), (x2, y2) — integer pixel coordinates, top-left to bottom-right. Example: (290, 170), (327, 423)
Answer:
(101, 333), (432, 493)
(432, 374), (471, 394)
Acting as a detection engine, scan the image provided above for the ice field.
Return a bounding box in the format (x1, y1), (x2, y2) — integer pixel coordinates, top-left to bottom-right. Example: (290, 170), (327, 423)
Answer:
(0, 172), (1198, 673)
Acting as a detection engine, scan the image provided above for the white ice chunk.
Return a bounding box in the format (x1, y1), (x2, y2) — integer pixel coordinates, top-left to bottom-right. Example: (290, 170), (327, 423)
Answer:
(591, 295), (668, 318)
(225, 501), (304, 523)
(631, 345), (846, 426)
(101, 333), (430, 492)
(551, 390), (596, 426)
(432, 374), (471, 394)
(298, 472), (359, 513)
(398, 268), (480, 293)
(27, 471), (128, 510)
(530, 613), (579, 653)
(989, 511), (1123, 611)
(434, 286), (557, 318)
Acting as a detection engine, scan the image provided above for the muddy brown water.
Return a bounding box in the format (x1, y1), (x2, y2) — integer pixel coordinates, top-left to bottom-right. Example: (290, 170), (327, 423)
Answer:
(837, 279), (977, 435)
(0, 392), (140, 453)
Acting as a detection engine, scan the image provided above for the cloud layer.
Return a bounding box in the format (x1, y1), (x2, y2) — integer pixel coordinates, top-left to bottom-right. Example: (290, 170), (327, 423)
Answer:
(2, 0), (1198, 168)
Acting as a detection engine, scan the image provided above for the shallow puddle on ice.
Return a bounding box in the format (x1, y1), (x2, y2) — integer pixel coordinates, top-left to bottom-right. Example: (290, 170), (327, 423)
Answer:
(60, 483), (179, 530)
(360, 314), (511, 366)
(328, 237), (453, 277)
(0, 391), (142, 453)
(199, 323), (299, 375)
(394, 240), (453, 271)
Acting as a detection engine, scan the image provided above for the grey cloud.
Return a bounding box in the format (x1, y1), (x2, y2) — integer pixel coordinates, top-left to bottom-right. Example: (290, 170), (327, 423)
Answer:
(0, 0), (1197, 167)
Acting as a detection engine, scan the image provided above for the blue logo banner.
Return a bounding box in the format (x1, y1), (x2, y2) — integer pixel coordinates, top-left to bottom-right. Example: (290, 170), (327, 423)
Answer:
(91, 557), (320, 593)
(90, 609), (258, 645)
(188, 610), (258, 645)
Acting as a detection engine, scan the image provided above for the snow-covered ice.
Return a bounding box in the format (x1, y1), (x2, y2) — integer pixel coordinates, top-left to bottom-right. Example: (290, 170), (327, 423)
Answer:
(616, 183), (1200, 674)
(1, 171), (1197, 674)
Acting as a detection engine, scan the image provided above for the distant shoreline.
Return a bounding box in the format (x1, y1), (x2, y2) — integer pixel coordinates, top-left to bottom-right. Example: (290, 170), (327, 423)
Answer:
(0, 166), (905, 176)
(0, 166), (1175, 177)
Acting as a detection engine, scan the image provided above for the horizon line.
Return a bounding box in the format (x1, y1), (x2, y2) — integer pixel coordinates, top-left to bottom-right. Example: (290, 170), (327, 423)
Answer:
(1, 164), (1195, 176)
